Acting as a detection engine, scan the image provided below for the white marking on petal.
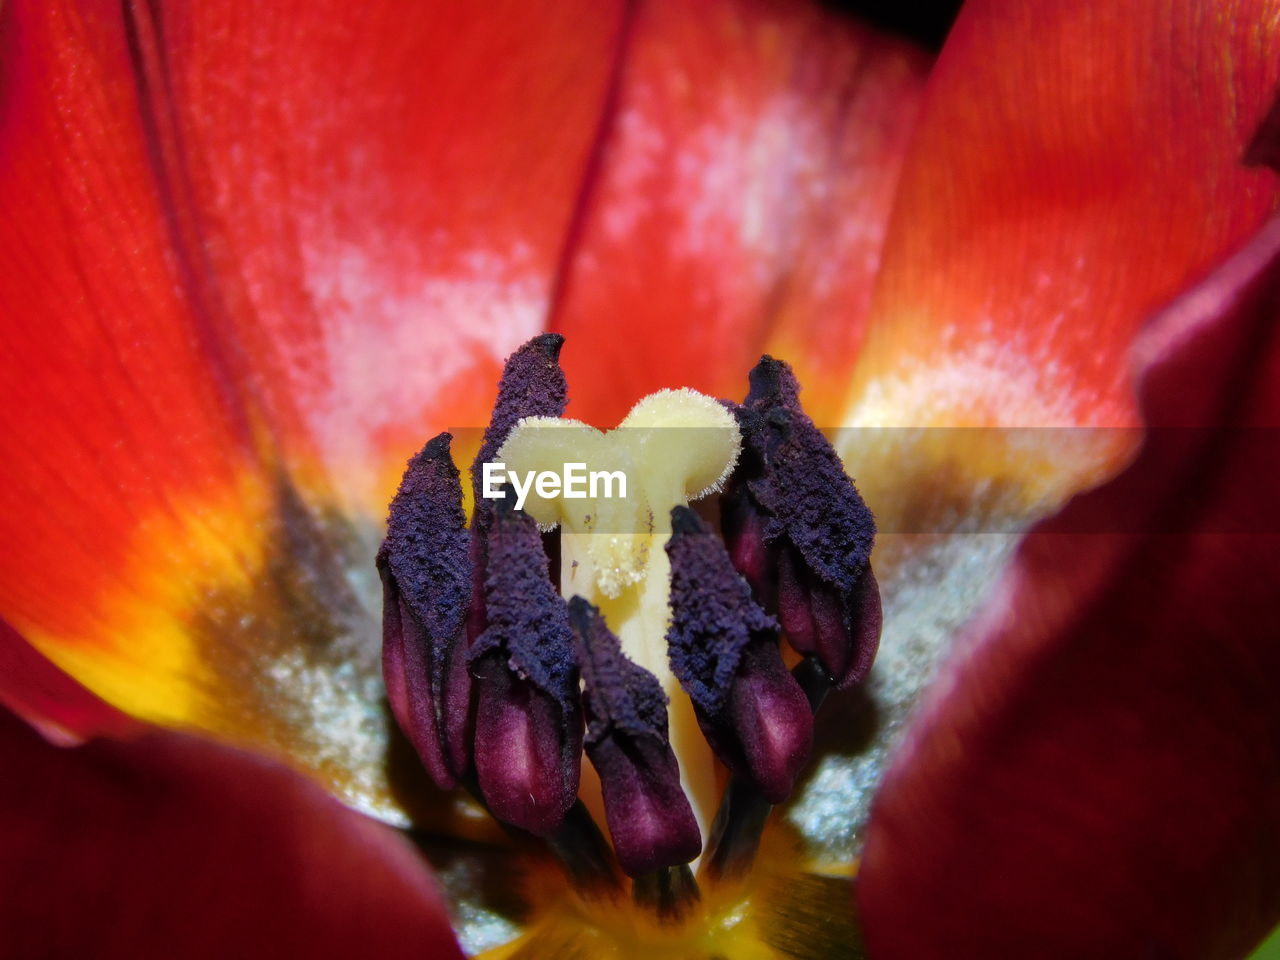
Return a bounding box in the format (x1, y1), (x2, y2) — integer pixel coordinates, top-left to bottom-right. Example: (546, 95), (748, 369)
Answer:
(301, 238), (547, 498)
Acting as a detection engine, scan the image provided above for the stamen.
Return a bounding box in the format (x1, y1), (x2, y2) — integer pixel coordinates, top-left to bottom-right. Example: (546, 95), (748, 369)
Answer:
(701, 656), (833, 883)
(378, 432), (472, 788)
(467, 333), (570, 688)
(469, 497), (582, 837)
(666, 507), (814, 804)
(569, 597), (702, 878)
(726, 356), (881, 688)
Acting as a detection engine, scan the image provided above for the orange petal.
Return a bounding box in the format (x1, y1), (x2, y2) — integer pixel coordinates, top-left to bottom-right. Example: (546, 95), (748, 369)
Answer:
(0, 705), (464, 959)
(0, 0), (622, 821)
(0, 0), (268, 725)
(859, 213), (1280, 958)
(846, 0), (1280, 431)
(839, 0), (1280, 550)
(551, 0), (930, 427)
(111, 0), (631, 514)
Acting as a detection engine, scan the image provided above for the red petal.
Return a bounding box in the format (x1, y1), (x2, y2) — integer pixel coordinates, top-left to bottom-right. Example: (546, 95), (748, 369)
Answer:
(0, 0), (269, 721)
(859, 216), (1280, 958)
(0, 0), (622, 811)
(0, 623), (135, 744)
(0, 705), (463, 959)
(136, 0), (629, 507)
(551, 0), (930, 427)
(846, 0), (1280, 432)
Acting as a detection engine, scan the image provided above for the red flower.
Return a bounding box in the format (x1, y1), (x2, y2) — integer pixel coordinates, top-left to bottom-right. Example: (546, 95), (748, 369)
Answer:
(1, 0), (1277, 957)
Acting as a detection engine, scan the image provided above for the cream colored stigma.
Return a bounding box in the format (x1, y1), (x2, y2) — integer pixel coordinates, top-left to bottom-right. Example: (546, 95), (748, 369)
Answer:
(497, 388), (741, 840)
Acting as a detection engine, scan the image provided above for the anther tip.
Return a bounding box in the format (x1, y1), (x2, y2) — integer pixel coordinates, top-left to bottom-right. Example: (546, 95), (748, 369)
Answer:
(746, 355), (801, 406)
(669, 505), (709, 537)
(529, 332), (566, 357)
(566, 594), (594, 623)
(492, 485), (520, 517)
(421, 431), (454, 460)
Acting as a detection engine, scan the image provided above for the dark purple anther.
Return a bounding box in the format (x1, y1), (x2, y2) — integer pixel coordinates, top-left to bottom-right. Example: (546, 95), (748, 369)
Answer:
(666, 508), (813, 804)
(466, 333), (570, 659)
(469, 498), (582, 837)
(378, 432), (473, 789)
(568, 597), (702, 878)
(470, 332), (569, 529)
(724, 356), (881, 688)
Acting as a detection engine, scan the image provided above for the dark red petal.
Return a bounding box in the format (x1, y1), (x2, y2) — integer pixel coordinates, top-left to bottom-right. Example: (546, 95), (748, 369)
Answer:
(552, 0), (929, 427)
(0, 623), (135, 744)
(0, 705), (463, 959)
(859, 216), (1280, 958)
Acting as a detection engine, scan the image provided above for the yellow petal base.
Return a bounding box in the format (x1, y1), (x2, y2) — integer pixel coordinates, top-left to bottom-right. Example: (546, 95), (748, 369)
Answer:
(476, 833), (863, 960)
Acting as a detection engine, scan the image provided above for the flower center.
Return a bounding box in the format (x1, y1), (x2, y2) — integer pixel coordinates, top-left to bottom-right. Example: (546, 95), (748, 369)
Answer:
(378, 334), (881, 935)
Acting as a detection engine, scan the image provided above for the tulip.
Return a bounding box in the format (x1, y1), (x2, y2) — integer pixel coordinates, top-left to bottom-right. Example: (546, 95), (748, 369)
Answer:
(2, 1), (1279, 958)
